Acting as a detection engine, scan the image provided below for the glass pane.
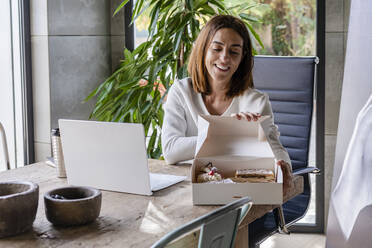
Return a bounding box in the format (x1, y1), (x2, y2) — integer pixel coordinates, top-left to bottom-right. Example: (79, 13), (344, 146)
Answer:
(244, 0), (317, 225)
(250, 0), (316, 56)
(297, 105), (316, 224)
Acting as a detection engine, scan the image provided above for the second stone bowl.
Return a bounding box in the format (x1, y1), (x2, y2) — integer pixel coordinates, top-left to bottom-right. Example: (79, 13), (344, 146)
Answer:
(44, 186), (101, 227)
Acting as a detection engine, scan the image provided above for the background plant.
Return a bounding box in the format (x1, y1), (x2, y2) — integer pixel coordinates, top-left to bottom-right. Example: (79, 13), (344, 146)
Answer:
(86, 0), (264, 158)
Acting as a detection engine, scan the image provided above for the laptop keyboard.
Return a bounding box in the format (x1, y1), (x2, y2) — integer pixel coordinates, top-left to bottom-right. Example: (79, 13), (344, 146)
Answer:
(149, 173), (186, 191)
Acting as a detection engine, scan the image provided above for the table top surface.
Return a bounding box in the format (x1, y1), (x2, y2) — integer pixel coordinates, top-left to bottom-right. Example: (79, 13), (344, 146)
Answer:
(0, 159), (303, 248)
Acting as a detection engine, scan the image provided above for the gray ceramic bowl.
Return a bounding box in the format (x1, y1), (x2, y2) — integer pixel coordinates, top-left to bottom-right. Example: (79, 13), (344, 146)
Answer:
(44, 186), (101, 226)
(0, 181), (39, 238)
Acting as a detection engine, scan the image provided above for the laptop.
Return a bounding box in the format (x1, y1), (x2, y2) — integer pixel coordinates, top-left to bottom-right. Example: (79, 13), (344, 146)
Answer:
(58, 119), (186, 196)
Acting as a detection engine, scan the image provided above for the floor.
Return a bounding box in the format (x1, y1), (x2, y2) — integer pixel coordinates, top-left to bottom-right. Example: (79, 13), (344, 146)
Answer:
(261, 233), (326, 248)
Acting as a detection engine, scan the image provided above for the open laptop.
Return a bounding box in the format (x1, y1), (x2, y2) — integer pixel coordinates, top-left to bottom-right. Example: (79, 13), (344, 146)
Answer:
(58, 119), (186, 196)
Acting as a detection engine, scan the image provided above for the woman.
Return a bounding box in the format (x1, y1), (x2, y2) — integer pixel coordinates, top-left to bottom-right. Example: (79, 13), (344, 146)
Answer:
(161, 15), (293, 192)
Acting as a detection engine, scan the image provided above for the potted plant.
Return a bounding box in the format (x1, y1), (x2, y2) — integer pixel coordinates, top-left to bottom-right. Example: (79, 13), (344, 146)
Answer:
(85, 0), (263, 158)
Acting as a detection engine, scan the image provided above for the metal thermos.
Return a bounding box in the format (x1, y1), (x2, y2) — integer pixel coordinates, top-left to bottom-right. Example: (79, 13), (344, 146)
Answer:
(51, 128), (66, 178)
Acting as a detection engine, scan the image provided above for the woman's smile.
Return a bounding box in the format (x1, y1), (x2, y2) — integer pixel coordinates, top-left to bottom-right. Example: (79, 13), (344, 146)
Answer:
(215, 64), (230, 72)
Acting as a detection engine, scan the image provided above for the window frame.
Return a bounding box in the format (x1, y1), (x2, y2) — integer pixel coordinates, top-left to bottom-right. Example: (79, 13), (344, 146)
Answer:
(21, 0), (35, 165)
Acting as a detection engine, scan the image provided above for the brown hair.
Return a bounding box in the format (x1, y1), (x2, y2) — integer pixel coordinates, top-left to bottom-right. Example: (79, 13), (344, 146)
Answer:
(187, 15), (254, 98)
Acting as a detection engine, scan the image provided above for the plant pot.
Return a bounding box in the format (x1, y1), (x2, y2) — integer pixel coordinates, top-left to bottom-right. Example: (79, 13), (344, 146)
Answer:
(44, 186), (101, 226)
(0, 181), (39, 238)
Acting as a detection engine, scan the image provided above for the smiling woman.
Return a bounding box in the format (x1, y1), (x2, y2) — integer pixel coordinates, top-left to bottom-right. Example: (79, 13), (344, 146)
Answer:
(161, 15), (292, 176)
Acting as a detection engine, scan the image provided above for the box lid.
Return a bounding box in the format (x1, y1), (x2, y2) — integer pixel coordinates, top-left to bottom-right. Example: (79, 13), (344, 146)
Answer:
(195, 115), (275, 159)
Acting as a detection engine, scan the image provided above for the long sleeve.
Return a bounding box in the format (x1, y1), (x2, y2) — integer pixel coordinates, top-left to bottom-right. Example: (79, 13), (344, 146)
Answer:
(259, 93), (292, 168)
(161, 83), (197, 164)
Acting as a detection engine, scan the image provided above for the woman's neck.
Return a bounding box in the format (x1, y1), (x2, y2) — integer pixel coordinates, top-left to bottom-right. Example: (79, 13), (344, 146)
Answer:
(208, 78), (230, 100)
(206, 90), (227, 102)
(202, 81), (232, 115)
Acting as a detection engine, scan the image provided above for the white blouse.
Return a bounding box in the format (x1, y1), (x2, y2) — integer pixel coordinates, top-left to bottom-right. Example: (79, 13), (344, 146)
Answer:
(161, 77), (291, 166)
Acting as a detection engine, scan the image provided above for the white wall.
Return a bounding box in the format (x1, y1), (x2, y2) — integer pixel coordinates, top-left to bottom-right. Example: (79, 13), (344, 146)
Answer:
(0, 1), (16, 171)
(0, 0), (26, 171)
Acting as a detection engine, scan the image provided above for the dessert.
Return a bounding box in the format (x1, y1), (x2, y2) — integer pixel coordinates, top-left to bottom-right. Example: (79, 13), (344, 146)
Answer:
(197, 163), (223, 183)
(233, 168), (275, 183)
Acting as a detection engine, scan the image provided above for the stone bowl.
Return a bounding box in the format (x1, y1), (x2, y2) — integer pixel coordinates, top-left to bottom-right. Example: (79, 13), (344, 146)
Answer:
(44, 186), (101, 227)
(0, 181), (39, 238)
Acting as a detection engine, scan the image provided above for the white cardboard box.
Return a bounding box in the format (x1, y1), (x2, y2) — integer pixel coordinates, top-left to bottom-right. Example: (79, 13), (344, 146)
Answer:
(191, 115), (283, 205)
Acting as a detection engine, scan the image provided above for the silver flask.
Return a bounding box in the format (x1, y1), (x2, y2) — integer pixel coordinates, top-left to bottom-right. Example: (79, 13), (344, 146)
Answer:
(51, 128), (66, 178)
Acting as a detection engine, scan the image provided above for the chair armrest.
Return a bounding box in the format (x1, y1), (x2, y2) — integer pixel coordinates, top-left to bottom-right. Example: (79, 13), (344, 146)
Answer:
(293, 167), (321, 176)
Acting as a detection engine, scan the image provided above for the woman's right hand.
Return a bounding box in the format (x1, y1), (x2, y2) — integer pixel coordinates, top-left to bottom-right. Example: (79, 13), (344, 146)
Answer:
(230, 112), (261, 121)
(277, 160), (294, 199)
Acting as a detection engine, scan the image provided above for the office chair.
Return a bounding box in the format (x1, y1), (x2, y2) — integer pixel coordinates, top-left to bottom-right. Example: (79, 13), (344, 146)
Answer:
(151, 196), (253, 248)
(0, 121), (10, 170)
(249, 56), (320, 247)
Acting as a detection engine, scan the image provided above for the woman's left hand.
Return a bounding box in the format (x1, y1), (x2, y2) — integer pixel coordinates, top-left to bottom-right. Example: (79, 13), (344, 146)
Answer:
(231, 112), (261, 121)
(277, 160), (294, 198)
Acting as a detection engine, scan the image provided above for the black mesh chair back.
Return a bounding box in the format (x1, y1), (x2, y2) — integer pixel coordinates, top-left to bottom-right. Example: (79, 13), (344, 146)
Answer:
(249, 56), (318, 247)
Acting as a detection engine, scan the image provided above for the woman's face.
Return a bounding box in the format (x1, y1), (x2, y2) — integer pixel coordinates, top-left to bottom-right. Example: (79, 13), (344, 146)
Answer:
(205, 28), (244, 87)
